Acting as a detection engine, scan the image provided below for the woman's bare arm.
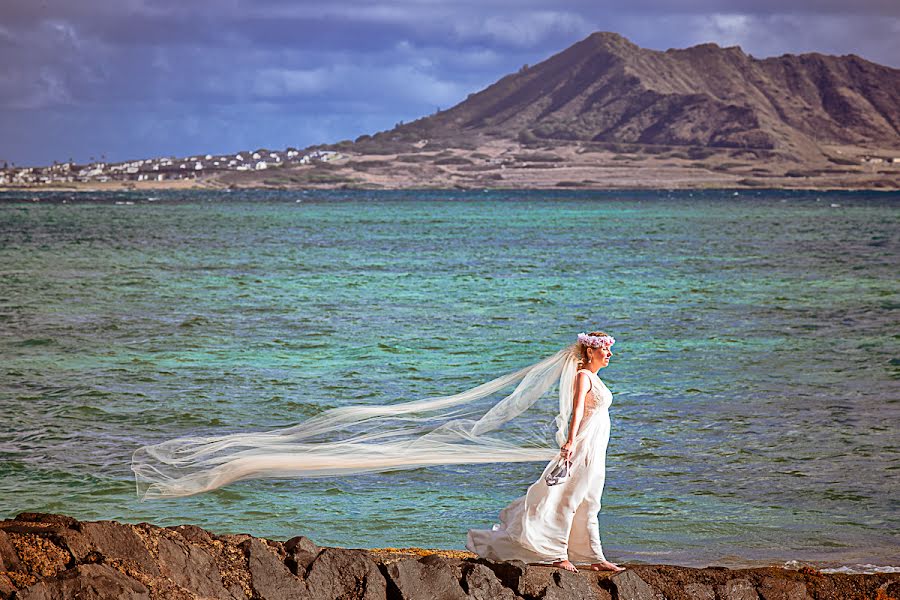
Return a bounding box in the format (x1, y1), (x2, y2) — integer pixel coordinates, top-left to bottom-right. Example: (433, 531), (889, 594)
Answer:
(561, 372), (590, 458)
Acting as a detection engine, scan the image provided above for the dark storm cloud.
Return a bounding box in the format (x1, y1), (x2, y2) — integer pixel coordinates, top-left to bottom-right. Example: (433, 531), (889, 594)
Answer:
(1, 0), (897, 165)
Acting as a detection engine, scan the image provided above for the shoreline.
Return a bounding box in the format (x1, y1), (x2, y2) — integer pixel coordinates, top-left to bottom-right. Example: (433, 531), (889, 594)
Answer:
(1, 182), (900, 194)
(1, 513), (897, 599)
(2, 141), (900, 195)
(3, 138), (899, 193)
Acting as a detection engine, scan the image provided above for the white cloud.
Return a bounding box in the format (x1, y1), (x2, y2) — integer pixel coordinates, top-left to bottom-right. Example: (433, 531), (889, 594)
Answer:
(700, 14), (753, 46)
(382, 64), (465, 106)
(253, 67), (335, 97)
(0, 20), (105, 109)
(246, 60), (466, 108)
(447, 47), (502, 68)
(453, 10), (594, 46)
(692, 13), (900, 63)
(3, 69), (73, 109)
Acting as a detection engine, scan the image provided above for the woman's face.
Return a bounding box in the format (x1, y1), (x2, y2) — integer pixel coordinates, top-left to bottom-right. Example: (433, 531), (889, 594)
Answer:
(592, 345), (613, 368)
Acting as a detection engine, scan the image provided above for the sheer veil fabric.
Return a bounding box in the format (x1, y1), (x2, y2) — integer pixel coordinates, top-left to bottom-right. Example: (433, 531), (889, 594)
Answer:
(132, 343), (584, 499)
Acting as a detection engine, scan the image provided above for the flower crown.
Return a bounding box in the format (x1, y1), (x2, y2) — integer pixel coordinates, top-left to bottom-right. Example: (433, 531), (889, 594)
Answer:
(577, 332), (615, 348)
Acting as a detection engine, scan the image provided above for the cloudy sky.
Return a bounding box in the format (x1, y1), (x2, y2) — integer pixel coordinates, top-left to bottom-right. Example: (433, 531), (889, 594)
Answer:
(2, 0), (898, 166)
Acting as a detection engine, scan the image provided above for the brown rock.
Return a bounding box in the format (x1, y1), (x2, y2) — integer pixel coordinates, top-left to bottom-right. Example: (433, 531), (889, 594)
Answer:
(74, 522), (160, 575)
(609, 569), (662, 600)
(15, 563), (149, 600)
(759, 576), (813, 600)
(473, 559), (528, 596)
(0, 530), (22, 572)
(14, 514), (78, 528)
(166, 523), (216, 546)
(284, 535), (320, 576)
(0, 525), (72, 537)
(385, 554), (468, 600)
(514, 566), (553, 598)
(213, 537), (253, 600)
(0, 573), (16, 599)
(684, 582), (716, 599)
(5, 514), (160, 580)
(880, 581), (900, 598)
(157, 533), (234, 599)
(304, 547), (386, 600)
(218, 533), (254, 545)
(717, 577), (757, 600)
(5, 531), (69, 579)
(242, 537), (307, 600)
(539, 568), (609, 600)
(7, 515), (900, 600)
(460, 562), (518, 600)
(0, 513), (83, 566)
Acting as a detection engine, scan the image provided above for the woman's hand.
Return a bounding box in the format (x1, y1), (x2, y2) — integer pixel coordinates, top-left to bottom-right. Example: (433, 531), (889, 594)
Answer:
(560, 441), (576, 460)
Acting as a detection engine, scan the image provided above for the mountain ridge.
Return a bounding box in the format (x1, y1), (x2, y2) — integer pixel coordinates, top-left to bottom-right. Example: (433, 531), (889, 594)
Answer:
(369, 31), (900, 159)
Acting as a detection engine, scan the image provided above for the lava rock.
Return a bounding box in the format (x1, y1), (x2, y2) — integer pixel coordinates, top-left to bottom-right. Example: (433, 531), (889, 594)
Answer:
(0, 574), (16, 600)
(284, 534), (321, 576)
(15, 563), (149, 600)
(166, 523), (216, 546)
(475, 558), (529, 596)
(385, 554), (468, 600)
(0, 530), (22, 572)
(717, 578), (757, 600)
(4, 513), (899, 600)
(242, 537), (307, 600)
(75, 521), (160, 575)
(684, 582), (716, 599)
(14, 514), (79, 528)
(305, 547), (386, 600)
(609, 569), (662, 600)
(540, 569), (609, 600)
(758, 576), (812, 600)
(460, 562), (518, 600)
(157, 533), (235, 599)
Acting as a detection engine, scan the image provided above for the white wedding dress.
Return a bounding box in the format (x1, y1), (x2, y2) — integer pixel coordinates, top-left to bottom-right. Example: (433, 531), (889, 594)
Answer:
(466, 368), (612, 564)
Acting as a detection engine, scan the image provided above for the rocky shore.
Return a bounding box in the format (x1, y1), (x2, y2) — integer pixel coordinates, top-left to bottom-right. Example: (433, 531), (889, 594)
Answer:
(0, 513), (896, 600)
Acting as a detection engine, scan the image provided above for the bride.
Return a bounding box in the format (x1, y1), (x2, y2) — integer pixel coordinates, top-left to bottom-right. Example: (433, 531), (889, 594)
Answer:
(466, 331), (624, 573)
(132, 330), (624, 572)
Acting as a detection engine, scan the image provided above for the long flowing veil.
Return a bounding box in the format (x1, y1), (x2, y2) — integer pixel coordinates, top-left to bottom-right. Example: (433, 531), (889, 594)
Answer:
(132, 343), (582, 499)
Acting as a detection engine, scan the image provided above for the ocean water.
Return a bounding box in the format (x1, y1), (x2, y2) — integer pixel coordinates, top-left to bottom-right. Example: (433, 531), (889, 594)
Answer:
(1, 189), (898, 573)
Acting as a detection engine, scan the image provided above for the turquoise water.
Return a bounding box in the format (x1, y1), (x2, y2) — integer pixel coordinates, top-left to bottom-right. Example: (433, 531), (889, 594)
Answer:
(1, 189), (898, 571)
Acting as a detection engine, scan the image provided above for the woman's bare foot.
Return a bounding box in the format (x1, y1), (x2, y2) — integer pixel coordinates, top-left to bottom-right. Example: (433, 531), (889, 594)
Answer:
(551, 559), (578, 573)
(590, 560), (625, 572)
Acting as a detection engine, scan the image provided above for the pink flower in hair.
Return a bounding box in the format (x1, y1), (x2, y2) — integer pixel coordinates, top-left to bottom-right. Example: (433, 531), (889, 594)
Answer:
(577, 332), (615, 348)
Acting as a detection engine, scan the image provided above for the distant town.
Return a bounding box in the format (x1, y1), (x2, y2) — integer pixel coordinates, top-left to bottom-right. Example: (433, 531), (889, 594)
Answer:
(0, 148), (343, 186)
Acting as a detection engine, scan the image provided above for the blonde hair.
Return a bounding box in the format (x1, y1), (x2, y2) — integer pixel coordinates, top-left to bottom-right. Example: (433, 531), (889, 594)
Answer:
(576, 330), (610, 368)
